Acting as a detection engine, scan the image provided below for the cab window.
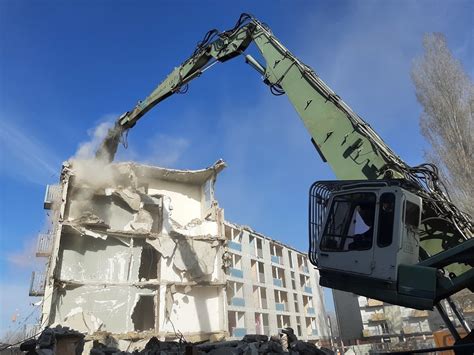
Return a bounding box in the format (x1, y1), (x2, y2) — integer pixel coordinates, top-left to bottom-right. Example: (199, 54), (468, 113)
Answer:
(405, 201), (420, 228)
(321, 192), (376, 252)
(377, 193), (395, 247)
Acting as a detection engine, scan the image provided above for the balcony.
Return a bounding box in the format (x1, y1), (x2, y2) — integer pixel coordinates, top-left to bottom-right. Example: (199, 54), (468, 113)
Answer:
(363, 329), (376, 337)
(402, 325), (418, 334)
(29, 271), (46, 296)
(306, 307), (315, 315)
(228, 241), (242, 252)
(232, 327), (247, 338)
(271, 255), (281, 264)
(44, 184), (61, 209)
(367, 299), (384, 307)
(36, 233), (53, 257)
(301, 266), (309, 274)
(230, 268), (243, 278)
(312, 329), (318, 336)
(273, 278), (283, 288)
(275, 303), (286, 312)
(230, 297), (245, 307)
(369, 313), (386, 322)
(409, 310), (429, 318)
(304, 286), (312, 294)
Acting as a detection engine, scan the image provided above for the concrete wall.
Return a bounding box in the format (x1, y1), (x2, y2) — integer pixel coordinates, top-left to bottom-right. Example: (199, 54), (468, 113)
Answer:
(51, 285), (155, 334)
(41, 160), (227, 341)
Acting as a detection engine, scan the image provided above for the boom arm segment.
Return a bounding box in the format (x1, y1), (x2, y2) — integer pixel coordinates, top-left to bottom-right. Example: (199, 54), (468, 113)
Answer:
(103, 15), (406, 181)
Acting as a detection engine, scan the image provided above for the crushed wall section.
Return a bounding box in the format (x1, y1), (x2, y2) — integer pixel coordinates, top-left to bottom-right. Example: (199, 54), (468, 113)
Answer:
(41, 160), (227, 339)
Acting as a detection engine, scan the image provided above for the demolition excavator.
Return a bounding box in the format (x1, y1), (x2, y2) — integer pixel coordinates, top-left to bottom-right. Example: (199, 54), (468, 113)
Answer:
(96, 14), (473, 345)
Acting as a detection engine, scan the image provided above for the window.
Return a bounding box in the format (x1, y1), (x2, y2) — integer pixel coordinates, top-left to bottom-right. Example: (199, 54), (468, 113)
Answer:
(405, 201), (420, 228)
(256, 238), (263, 258)
(255, 313), (269, 335)
(227, 281), (245, 306)
(132, 295), (155, 331)
(249, 235), (256, 256)
(228, 311), (246, 337)
(253, 286), (267, 309)
(272, 266), (285, 288)
(377, 193), (395, 248)
(321, 192), (376, 251)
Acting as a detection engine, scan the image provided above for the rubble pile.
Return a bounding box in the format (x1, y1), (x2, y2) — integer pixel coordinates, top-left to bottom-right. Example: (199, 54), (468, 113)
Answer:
(20, 327), (334, 355)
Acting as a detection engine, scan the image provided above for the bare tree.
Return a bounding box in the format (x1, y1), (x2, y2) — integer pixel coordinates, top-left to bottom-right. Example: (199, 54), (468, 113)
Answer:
(411, 33), (473, 216)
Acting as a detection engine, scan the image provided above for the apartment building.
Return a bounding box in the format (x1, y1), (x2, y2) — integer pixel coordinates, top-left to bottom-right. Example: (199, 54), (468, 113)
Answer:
(357, 297), (431, 340)
(333, 290), (431, 344)
(30, 159), (329, 350)
(224, 222), (329, 342)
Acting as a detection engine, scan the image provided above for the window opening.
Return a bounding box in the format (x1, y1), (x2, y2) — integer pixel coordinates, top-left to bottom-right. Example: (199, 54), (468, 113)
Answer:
(132, 295), (155, 331)
(405, 201), (420, 228)
(377, 193), (395, 247)
(320, 192), (376, 251)
(138, 246), (159, 280)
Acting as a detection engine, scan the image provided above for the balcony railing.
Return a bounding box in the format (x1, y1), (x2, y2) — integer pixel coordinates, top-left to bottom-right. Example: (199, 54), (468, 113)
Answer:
(304, 286), (312, 294)
(312, 329), (318, 336)
(36, 233), (53, 257)
(230, 268), (243, 278)
(258, 272), (265, 284)
(275, 302), (286, 312)
(369, 313), (386, 322)
(409, 310), (429, 318)
(228, 241), (242, 252)
(232, 327), (247, 338)
(301, 266), (309, 274)
(44, 184), (61, 209)
(307, 307), (315, 315)
(273, 278), (283, 287)
(29, 271), (46, 296)
(271, 255), (281, 264)
(24, 324), (42, 339)
(402, 325), (418, 334)
(367, 299), (384, 307)
(230, 297), (245, 307)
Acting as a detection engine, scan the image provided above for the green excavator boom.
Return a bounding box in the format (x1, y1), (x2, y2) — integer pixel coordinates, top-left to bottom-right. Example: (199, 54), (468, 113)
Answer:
(95, 13), (472, 311)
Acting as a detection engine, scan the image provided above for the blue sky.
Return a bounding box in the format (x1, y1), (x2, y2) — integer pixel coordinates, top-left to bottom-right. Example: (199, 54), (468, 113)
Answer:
(0, 0), (472, 339)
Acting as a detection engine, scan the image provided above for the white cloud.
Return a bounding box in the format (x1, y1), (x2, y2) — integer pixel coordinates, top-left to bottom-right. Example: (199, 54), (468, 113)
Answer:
(0, 119), (61, 184)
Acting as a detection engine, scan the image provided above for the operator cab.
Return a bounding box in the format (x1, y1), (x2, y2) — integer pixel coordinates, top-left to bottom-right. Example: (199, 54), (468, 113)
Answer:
(309, 180), (422, 285)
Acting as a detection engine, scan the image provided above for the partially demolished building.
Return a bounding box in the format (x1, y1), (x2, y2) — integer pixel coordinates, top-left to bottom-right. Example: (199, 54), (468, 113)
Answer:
(34, 159), (328, 349)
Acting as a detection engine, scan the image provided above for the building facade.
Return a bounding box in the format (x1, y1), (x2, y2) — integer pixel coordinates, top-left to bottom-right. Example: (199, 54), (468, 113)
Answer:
(224, 222), (329, 342)
(357, 296), (430, 340)
(30, 159), (329, 349)
(333, 290), (431, 344)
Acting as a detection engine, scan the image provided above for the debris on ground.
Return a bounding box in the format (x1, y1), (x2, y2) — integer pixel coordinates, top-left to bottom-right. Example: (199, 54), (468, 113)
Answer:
(19, 326), (334, 355)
